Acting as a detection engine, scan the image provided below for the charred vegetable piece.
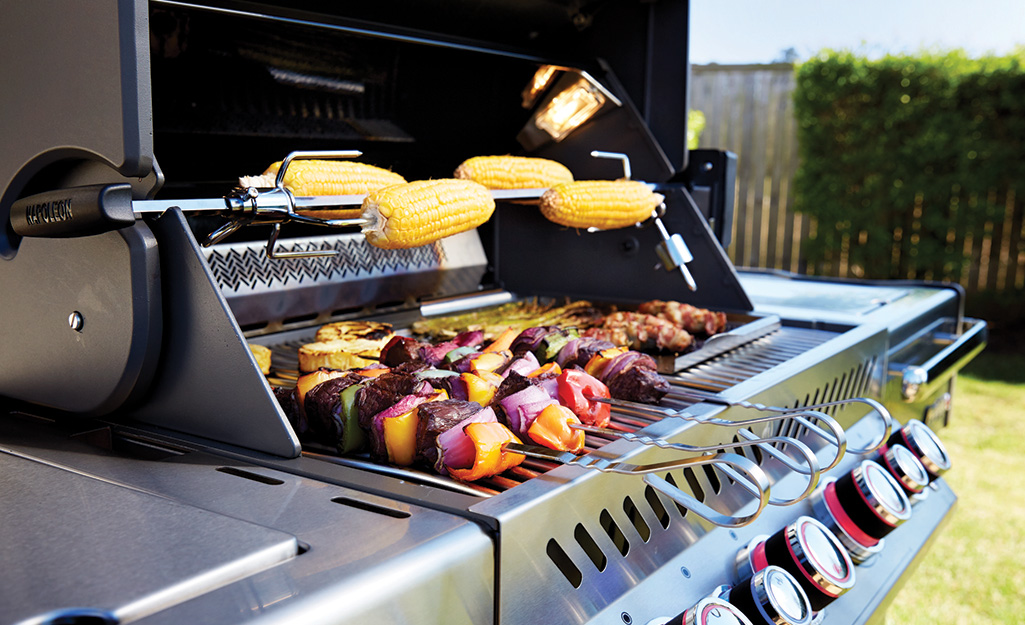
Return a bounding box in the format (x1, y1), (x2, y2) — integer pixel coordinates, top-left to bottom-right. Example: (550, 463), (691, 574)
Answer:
(498, 383), (557, 437)
(535, 328), (579, 363)
(528, 404), (585, 453)
(336, 382), (368, 453)
(526, 362), (561, 378)
(447, 422), (524, 482)
(469, 350), (512, 376)
(434, 406), (499, 474)
(505, 351), (541, 378)
(510, 326), (562, 357)
(584, 347), (628, 379)
(483, 327), (519, 353)
(555, 337), (617, 369)
(557, 369), (612, 428)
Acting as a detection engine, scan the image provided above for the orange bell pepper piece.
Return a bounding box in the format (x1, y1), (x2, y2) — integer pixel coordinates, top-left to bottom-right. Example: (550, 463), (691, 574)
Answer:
(526, 361), (562, 378)
(448, 422), (525, 482)
(483, 326), (519, 353)
(584, 347), (628, 379)
(528, 404), (585, 454)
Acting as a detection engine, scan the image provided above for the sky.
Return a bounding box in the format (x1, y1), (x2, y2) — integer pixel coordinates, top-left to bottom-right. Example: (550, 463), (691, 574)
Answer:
(689, 0), (1025, 64)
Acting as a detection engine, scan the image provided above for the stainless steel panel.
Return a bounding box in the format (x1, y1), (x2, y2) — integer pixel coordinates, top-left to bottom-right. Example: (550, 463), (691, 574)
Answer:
(0, 449), (297, 624)
(0, 415), (494, 625)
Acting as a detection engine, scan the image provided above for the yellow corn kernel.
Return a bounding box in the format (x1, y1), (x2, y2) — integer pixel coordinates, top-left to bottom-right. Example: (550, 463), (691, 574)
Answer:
(539, 180), (664, 230)
(239, 160), (406, 196)
(360, 179), (495, 249)
(454, 155), (573, 190)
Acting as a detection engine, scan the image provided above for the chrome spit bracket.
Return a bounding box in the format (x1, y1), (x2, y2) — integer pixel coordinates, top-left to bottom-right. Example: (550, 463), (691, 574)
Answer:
(589, 150), (697, 291)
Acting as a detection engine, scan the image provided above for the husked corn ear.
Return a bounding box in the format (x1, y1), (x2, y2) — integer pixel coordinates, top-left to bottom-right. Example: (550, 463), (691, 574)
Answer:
(361, 179), (495, 250)
(238, 160), (406, 196)
(539, 180), (664, 230)
(454, 155), (573, 189)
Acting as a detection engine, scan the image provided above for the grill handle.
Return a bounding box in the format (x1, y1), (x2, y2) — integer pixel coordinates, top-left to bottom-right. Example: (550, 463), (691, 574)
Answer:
(9, 184), (136, 238)
(891, 317), (987, 402)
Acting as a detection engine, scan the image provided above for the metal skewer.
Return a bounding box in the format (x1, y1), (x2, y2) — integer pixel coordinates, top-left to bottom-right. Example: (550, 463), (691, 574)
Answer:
(504, 443), (771, 528)
(569, 423), (821, 506)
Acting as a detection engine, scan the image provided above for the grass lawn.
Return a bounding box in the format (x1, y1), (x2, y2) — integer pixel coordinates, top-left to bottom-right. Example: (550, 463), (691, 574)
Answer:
(886, 350), (1025, 623)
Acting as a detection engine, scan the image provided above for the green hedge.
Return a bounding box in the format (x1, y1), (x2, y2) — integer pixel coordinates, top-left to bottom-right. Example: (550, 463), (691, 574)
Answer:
(792, 50), (1025, 286)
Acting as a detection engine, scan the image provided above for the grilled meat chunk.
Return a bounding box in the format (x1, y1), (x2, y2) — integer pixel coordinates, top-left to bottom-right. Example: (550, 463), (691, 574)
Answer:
(601, 352), (670, 404)
(637, 300), (727, 336)
(416, 399), (485, 467)
(357, 370), (432, 429)
(583, 311), (693, 353)
(303, 373), (365, 445)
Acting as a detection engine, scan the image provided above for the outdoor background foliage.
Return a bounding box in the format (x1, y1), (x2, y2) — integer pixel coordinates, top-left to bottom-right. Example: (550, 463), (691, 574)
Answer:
(791, 51), (1025, 288)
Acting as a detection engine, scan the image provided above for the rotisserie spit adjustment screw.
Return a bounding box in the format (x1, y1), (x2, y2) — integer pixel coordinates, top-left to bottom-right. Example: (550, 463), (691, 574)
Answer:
(809, 460), (912, 564)
(735, 516), (855, 612)
(886, 419), (951, 480)
(662, 597), (755, 625)
(725, 566), (813, 625)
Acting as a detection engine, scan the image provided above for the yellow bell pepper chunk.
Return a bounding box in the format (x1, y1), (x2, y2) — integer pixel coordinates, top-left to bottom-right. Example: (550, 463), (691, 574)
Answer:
(462, 372), (497, 406)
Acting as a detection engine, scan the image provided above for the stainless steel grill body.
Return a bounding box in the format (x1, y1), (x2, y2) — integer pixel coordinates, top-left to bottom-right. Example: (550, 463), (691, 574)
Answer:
(0, 2), (986, 625)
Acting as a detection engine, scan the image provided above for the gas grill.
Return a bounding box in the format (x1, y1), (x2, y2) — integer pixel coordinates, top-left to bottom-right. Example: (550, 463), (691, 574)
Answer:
(0, 2), (987, 625)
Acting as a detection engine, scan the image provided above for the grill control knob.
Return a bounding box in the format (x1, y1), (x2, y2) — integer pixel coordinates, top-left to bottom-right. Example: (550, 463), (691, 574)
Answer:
(810, 460), (912, 563)
(664, 597), (755, 625)
(879, 444), (930, 496)
(726, 565), (813, 625)
(736, 516), (855, 611)
(887, 419), (951, 479)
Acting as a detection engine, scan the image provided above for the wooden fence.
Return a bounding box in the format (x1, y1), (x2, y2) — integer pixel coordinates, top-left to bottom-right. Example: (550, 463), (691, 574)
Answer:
(691, 64), (809, 273)
(690, 63), (1024, 294)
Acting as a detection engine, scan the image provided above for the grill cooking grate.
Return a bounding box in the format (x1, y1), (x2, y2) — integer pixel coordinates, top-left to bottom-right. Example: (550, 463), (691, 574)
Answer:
(263, 324), (858, 497)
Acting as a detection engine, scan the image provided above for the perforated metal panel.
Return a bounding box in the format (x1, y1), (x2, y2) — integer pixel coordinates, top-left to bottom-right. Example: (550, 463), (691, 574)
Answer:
(201, 229), (489, 329)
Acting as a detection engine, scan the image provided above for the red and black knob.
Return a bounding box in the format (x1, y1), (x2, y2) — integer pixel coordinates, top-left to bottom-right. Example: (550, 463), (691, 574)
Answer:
(828, 459), (912, 542)
(738, 516), (855, 611)
(664, 597), (755, 625)
(726, 565), (813, 625)
(887, 419), (951, 480)
(878, 444), (930, 496)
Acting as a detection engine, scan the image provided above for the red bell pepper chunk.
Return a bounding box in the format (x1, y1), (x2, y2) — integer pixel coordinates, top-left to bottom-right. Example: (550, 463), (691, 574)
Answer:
(556, 369), (612, 428)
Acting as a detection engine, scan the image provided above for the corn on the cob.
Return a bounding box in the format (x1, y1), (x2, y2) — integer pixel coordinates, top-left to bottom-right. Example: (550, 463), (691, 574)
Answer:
(238, 160), (406, 196)
(360, 179), (495, 249)
(539, 180), (664, 230)
(453, 155), (573, 189)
